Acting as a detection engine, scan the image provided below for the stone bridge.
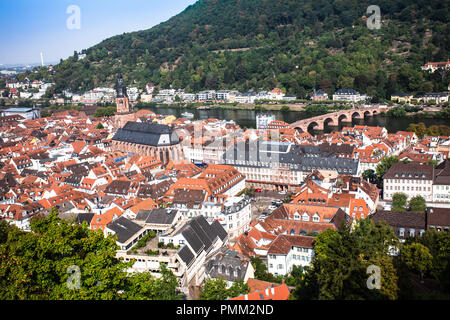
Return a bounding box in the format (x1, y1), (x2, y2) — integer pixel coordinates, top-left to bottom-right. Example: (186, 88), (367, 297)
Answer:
(291, 106), (389, 132)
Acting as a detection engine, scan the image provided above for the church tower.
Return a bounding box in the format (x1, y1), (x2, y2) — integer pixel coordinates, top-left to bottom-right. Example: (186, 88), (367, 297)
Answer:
(115, 71), (130, 113)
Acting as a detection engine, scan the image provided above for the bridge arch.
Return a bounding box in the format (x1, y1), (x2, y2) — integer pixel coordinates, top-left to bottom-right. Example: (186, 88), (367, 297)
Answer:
(351, 111), (362, 119)
(364, 110), (371, 117)
(307, 121), (320, 131)
(338, 114), (349, 123)
(323, 117), (336, 127)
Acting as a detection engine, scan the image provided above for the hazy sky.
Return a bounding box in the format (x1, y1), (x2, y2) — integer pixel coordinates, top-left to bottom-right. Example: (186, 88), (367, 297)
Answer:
(0, 0), (197, 65)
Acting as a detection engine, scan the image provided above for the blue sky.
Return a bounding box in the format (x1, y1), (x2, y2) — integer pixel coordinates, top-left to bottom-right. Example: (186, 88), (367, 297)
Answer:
(0, 0), (197, 65)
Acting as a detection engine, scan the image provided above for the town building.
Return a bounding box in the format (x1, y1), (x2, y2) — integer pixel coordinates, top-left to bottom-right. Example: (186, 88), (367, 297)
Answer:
(267, 235), (315, 276)
(256, 113), (276, 130)
(205, 248), (254, 287)
(1, 106), (40, 120)
(311, 89), (328, 101)
(222, 140), (359, 192)
(332, 89), (367, 102)
(433, 160), (450, 203)
(421, 61), (450, 73)
(111, 121), (183, 164)
(383, 162), (434, 201)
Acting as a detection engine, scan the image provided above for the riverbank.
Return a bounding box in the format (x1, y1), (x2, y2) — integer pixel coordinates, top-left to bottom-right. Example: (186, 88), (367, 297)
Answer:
(137, 102), (308, 111)
(135, 99), (357, 113)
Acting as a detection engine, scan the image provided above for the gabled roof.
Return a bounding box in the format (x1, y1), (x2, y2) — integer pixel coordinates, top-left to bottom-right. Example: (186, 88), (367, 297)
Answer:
(230, 282), (290, 300)
(106, 216), (143, 244)
(136, 208), (179, 225)
(178, 245), (195, 266)
(112, 121), (180, 146)
(370, 210), (425, 230)
(268, 235), (315, 255)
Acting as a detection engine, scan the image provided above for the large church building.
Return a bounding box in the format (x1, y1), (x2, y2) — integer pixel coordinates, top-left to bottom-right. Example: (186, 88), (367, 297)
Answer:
(111, 121), (183, 164)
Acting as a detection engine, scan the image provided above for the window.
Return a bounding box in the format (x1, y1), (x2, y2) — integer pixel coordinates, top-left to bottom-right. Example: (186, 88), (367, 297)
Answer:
(399, 228), (405, 237)
(278, 264), (283, 270)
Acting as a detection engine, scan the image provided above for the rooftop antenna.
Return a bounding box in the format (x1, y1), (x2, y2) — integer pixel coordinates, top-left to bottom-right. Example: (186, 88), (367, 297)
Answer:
(40, 52), (44, 67)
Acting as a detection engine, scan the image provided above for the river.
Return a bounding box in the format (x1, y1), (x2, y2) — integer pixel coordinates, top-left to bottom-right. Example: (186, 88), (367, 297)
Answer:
(141, 106), (449, 135)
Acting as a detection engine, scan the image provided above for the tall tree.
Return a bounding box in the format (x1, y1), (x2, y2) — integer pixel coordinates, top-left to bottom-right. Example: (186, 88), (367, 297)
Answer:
(399, 243), (433, 282)
(375, 156), (399, 181)
(198, 278), (249, 300)
(293, 220), (399, 300)
(392, 193), (408, 212)
(0, 208), (181, 300)
(409, 196), (426, 212)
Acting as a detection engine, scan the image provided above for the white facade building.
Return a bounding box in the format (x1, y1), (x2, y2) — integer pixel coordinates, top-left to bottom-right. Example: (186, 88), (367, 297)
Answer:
(267, 235), (315, 276)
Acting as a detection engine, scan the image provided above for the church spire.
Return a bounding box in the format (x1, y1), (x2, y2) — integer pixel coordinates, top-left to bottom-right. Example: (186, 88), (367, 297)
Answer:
(116, 71), (128, 98)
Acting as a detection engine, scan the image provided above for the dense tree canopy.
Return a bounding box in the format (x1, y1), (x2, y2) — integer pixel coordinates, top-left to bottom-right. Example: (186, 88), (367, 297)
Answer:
(293, 219), (400, 300)
(293, 219), (450, 300)
(198, 277), (249, 300)
(392, 192), (408, 212)
(375, 156), (399, 182)
(19, 0), (450, 100)
(409, 195), (426, 212)
(0, 209), (181, 300)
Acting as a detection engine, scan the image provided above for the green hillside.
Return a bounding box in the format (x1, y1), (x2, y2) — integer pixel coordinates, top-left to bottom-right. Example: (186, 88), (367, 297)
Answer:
(20, 0), (450, 101)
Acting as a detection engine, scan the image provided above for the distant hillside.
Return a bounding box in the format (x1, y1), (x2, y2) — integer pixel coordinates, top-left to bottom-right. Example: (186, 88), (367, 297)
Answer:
(20, 0), (450, 101)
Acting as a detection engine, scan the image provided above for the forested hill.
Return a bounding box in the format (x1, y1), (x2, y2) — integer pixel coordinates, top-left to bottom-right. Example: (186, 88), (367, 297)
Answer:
(23, 0), (449, 101)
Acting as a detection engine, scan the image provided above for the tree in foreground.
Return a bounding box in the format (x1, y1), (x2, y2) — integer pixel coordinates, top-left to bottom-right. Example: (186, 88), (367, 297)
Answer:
(375, 156), (399, 181)
(362, 169), (377, 183)
(399, 243), (433, 283)
(0, 208), (181, 300)
(409, 195), (426, 212)
(392, 192), (408, 212)
(292, 219), (399, 300)
(198, 278), (249, 300)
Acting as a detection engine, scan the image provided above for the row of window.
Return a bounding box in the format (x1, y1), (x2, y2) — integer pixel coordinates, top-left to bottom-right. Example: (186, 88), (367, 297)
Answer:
(398, 228), (424, 237)
(387, 185), (431, 192)
(386, 179), (430, 184)
(291, 255), (310, 262)
(293, 214), (320, 222)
